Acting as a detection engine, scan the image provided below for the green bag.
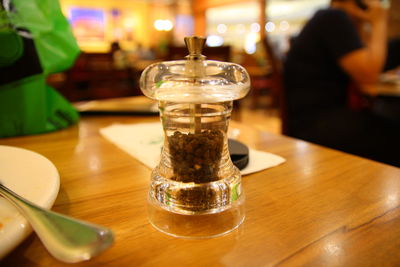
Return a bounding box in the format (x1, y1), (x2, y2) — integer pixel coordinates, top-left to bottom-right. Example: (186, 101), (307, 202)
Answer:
(0, 0), (80, 137)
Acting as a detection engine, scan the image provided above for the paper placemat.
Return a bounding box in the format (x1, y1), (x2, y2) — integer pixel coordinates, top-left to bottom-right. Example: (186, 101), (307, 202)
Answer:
(100, 123), (285, 175)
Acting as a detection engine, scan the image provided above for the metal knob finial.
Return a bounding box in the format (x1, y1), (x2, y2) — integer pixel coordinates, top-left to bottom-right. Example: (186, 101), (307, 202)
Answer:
(184, 36), (206, 57)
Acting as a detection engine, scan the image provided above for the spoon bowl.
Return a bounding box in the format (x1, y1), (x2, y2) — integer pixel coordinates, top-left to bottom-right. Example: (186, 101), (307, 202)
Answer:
(0, 183), (114, 263)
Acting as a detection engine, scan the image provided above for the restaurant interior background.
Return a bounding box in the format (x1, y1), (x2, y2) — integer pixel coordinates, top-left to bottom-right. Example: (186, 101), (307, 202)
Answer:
(52, 0), (400, 133)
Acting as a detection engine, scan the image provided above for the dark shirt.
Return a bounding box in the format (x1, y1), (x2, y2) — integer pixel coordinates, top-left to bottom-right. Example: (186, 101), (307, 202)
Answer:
(284, 8), (364, 130)
(282, 8), (400, 167)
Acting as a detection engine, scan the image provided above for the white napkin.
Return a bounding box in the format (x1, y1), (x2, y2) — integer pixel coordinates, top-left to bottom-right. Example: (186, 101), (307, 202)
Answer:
(100, 123), (285, 175)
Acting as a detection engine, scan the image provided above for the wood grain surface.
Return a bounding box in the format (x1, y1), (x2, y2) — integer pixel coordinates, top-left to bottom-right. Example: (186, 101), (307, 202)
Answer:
(1, 115), (399, 266)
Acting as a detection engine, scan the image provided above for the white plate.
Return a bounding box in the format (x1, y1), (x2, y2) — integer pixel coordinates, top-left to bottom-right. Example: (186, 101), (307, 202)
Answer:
(0, 145), (60, 259)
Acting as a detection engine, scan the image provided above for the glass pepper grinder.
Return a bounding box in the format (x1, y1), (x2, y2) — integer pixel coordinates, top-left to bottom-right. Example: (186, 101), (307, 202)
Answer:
(140, 36), (250, 238)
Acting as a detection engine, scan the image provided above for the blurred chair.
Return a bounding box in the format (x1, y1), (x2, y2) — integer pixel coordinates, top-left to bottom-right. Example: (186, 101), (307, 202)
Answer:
(61, 52), (140, 101)
(250, 37), (287, 134)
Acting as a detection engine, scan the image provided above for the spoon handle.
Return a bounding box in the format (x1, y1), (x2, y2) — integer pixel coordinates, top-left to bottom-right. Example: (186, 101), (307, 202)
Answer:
(0, 183), (114, 263)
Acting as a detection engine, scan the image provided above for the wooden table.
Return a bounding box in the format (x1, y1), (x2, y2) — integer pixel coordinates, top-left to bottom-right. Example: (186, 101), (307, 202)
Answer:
(1, 115), (400, 266)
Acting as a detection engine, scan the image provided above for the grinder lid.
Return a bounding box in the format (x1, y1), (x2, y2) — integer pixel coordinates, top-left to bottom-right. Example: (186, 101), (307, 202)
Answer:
(140, 36), (250, 103)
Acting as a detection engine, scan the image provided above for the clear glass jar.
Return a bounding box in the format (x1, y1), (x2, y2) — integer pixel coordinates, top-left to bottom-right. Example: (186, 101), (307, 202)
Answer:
(140, 37), (250, 238)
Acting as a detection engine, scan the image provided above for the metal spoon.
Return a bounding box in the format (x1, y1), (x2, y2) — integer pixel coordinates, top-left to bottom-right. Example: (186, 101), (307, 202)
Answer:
(0, 183), (114, 263)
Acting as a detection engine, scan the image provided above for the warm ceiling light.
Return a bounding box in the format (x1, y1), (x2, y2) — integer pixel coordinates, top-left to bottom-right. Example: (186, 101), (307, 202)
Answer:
(154, 19), (173, 31)
(154, 20), (164, 31)
(250, 23), (260, 33)
(206, 35), (224, 47)
(217, 24), (227, 34)
(265, 22), (275, 33)
(164, 20), (173, 31)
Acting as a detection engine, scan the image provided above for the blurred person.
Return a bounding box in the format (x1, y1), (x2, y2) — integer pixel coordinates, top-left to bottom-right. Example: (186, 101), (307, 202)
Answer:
(283, 0), (400, 166)
(134, 43), (155, 60)
(110, 41), (129, 69)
